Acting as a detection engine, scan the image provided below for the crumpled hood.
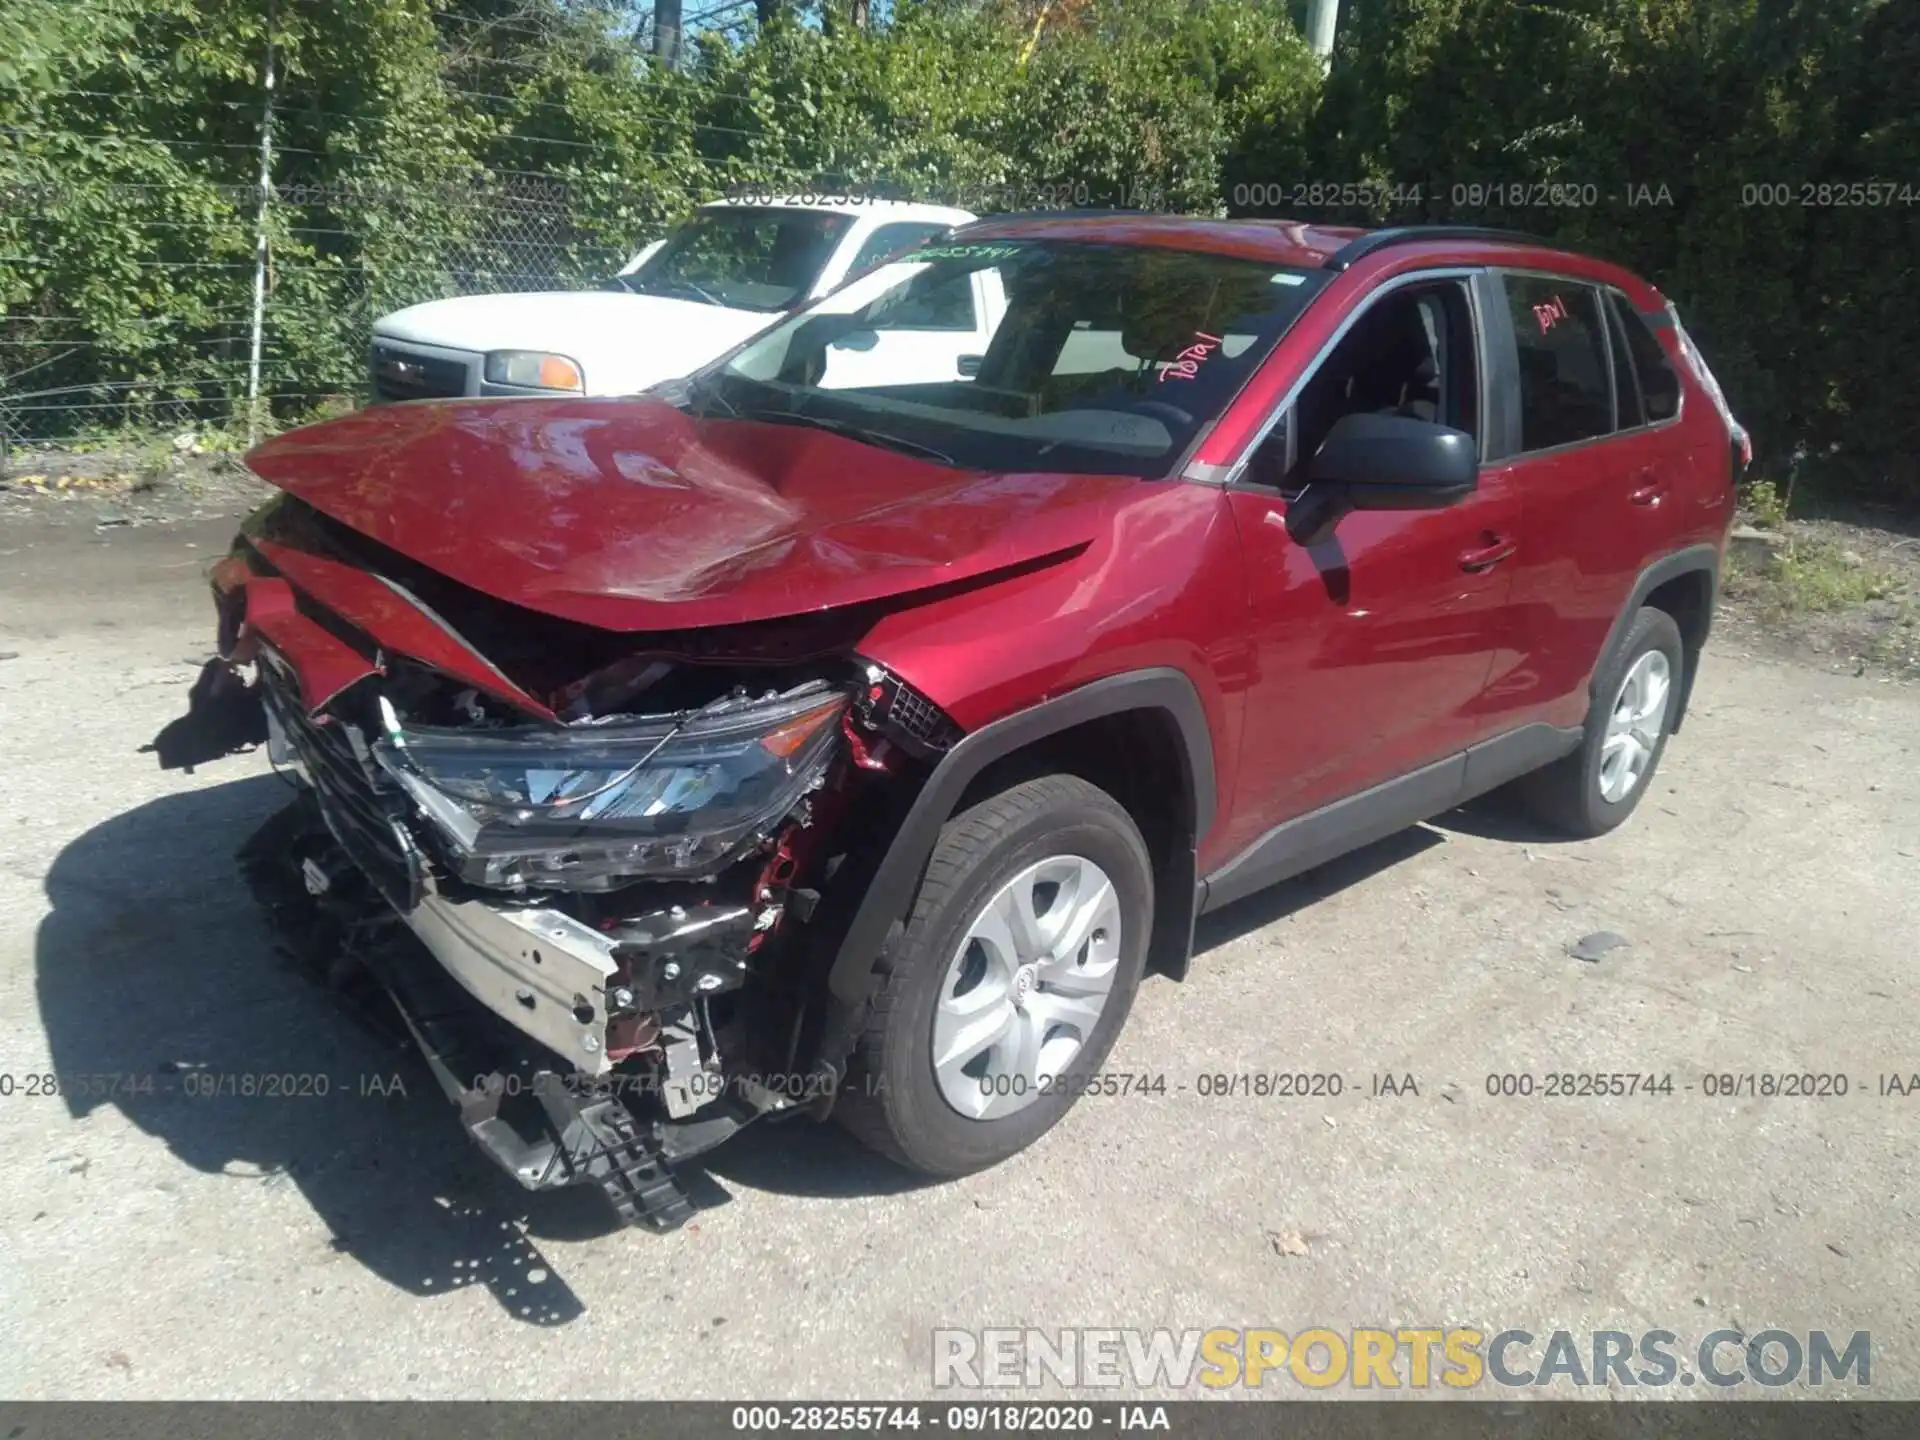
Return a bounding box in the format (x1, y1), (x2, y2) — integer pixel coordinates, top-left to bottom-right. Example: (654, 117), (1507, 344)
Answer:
(372, 290), (775, 395)
(243, 398), (1136, 633)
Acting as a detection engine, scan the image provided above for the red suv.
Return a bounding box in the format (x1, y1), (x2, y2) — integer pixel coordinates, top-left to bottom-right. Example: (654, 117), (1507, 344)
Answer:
(153, 217), (1748, 1230)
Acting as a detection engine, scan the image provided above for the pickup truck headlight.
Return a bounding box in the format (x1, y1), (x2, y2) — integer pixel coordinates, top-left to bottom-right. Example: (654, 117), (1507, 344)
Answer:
(371, 685), (846, 890)
(483, 350), (585, 392)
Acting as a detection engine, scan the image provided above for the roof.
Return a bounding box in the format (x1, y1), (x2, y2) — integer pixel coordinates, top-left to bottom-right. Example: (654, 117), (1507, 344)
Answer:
(699, 195), (977, 225)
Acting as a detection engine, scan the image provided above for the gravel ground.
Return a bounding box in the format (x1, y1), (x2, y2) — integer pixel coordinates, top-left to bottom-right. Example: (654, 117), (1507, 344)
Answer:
(1, 509), (1917, 1401)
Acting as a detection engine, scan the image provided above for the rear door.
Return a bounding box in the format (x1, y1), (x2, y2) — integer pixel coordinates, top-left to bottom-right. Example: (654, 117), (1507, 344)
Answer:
(1476, 272), (1686, 731)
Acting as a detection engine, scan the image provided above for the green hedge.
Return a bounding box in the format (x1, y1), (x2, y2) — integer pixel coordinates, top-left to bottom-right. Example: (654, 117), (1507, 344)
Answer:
(1248, 0), (1920, 499)
(3, 0), (1916, 505)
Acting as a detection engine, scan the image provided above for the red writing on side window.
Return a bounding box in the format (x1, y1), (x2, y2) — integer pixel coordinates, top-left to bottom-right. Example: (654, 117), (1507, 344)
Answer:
(1532, 295), (1570, 334)
(1159, 331), (1223, 383)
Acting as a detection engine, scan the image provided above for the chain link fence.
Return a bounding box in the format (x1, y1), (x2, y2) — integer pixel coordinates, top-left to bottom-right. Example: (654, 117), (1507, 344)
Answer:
(0, 170), (633, 456)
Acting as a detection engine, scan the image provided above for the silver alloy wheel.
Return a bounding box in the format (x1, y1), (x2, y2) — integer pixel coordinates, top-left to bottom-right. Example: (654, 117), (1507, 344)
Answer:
(1599, 649), (1672, 803)
(931, 854), (1124, 1120)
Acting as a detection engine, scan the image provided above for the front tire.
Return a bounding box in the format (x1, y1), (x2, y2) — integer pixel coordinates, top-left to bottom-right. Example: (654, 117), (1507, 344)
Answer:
(836, 774), (1154, 1177)
(1516, 605), (1684, 838)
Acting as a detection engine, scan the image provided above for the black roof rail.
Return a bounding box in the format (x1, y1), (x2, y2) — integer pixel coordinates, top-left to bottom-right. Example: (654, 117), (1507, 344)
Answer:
(1322, 225), (1544, 272)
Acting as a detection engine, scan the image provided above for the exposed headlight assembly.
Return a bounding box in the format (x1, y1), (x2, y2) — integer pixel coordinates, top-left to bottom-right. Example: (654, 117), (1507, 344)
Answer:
(372, 683), (847, 891)
(483, 349), (585, 392)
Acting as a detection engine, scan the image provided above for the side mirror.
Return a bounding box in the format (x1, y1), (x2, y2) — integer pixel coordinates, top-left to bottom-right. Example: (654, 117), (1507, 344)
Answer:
(828, 328), (879, 352)
(778, 313), (870, 381)
(957, 354), (983, 378)
(1286, 412), (1477, 545)
(619, 238), (668, 276)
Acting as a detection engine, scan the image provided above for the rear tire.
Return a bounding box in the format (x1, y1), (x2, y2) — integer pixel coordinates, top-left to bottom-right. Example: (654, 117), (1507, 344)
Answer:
(1516, 605), (1684, 838)
(836, 774), (1154, 1177)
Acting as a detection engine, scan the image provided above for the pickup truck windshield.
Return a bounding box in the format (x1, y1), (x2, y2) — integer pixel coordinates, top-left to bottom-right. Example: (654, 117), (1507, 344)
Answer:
(698, 240), (1322, 478)
(611, 207), (856, 312)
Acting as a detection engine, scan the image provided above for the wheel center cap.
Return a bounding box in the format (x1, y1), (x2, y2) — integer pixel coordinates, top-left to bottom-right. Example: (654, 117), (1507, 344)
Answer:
(1012, 964), (1037, 1008)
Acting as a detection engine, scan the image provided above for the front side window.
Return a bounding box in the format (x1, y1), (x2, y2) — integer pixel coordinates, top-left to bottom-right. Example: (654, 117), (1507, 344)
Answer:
(1502, 275), (1614, 451)
(1245, 280), (1479, 493)
(693, 241), (1322, 477)
(613, 207), (856, 313)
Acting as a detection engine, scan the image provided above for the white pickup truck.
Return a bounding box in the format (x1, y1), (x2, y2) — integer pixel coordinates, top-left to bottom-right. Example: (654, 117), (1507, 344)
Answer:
(367, 196), (987, 402)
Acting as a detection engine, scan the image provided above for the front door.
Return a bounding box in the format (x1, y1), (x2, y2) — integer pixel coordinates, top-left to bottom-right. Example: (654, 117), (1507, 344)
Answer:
(1216, 274), (1522, 858)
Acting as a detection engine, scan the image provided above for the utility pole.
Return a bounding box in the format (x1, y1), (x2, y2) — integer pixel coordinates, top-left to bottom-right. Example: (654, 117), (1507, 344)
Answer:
(246, 0), (276, 445)
(1306, 0), (1339, 65)
(1018, 0), (1053, 69)
(655, 0), (682, 67)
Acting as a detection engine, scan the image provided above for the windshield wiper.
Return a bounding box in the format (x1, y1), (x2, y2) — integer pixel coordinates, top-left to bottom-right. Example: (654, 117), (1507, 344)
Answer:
(680, 374), (736, 418)
(662, 278), (725, 307)
(738, 408), (957, 467)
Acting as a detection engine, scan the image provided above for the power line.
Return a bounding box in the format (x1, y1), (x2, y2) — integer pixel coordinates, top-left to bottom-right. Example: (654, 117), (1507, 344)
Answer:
(1, 311), (264, 323)
(5, 124), (911, 188)
(0, 334), (256, 347)
(681, 0), (759, 26)
(20, 86), (791, 148)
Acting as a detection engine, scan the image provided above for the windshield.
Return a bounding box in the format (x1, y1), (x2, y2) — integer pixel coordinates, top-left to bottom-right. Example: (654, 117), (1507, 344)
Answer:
(693, 239), (1322, 477)
(607, 207), (855, 312)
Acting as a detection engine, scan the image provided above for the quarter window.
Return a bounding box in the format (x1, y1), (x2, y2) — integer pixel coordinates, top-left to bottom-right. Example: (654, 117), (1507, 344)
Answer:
(1607, 291), (1682, 423)
(1503, 276), (1613, 451)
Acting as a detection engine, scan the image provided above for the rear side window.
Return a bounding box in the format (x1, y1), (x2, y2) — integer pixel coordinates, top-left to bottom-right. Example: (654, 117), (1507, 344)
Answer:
(1606, 292), (1681, 423)
(1502, 276), (1613, 451)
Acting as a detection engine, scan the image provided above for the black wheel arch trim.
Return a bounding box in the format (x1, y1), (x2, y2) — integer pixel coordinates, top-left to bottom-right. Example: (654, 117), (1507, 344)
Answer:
(826, 666), (1216, 1005)
(1594, 542), (1719, 733)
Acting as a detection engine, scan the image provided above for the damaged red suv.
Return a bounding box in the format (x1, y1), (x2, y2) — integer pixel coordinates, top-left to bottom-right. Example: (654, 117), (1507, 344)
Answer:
(154, 216), (1748, 1230)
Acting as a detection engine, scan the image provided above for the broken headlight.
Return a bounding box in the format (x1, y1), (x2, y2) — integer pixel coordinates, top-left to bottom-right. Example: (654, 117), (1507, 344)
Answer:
(371, 683), (847, 890)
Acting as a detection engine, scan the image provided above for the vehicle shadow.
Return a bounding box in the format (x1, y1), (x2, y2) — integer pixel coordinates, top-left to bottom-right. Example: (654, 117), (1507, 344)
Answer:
(1191, 823), (1445, 955)
(34, 772), (624, 1326)
(1425, 785), (1584, 846)
(35, 775), (1494, 1278)
(718, 818), (1486, 1197)
(694, 1115), (931, 1200)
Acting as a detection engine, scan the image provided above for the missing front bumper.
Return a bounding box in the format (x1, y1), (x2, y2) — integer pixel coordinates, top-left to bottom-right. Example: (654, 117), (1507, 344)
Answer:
(238, 795), (748, 1233)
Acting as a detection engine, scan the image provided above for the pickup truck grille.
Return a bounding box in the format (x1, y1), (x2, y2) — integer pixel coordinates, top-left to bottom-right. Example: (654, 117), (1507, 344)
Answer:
(259, 660), (426, 911)
(371, 343), (470, 402)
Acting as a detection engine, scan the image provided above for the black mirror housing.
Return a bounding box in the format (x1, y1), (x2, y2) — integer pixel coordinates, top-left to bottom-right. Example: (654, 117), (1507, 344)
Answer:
(1305, 411), (1479, 502)
(1284, 412), (1478, 546)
